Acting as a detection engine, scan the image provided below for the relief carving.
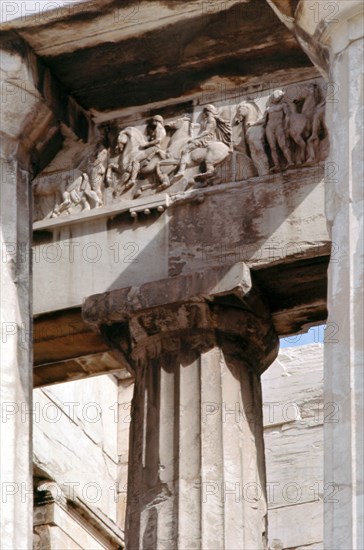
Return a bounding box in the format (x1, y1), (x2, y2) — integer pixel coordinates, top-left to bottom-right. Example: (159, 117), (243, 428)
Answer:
(284, 83), (320, 165)
(51, 147), (107, 217)
(33, 81), (328, 222)
(173, 104), (232, 183)
(33, 145), (108, 220)
(51, 173), (96, 216)
(234, 101), (270, 176)
(307, 100), (328, 164)
(264, 89), (295, 172)
(106, 116), (170, 198)
(107, 105), (231, 198)
(89, 147), (108, 206)
(234, 83), (328, 176)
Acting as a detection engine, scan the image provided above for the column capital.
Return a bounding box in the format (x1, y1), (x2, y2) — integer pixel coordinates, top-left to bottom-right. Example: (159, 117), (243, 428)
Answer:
(298, 0), (363, 54)
(83, 262), (279, 374)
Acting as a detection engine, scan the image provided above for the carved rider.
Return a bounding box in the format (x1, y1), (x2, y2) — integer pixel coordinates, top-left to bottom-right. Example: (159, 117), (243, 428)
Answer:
(175, 104), (231, 177)
(262, 90), (294, 172)
(139, 115), (167, 162)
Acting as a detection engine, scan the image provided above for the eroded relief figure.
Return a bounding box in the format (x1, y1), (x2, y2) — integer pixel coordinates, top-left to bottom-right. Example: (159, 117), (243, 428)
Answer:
(107, 116), (170, 197)
(33, 82), (328, 221)
(33, 146), (107, 220)
(174, 104), (232, 181)
(307, 100), (328, 163)
(51, 147), (107, 217)
(232, 84), (327, 176)
(263, 90), (294, 172)
(108, 104), (232, 196)
(234, 101), (270, 176)
(89, 148), (108, 205)
(51, 172), (101, 217)
(284, 83), (319, 165)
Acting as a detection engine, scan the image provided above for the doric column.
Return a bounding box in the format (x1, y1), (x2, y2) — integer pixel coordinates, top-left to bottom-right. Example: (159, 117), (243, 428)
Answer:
(320, 5), (364, 548)
(266, 2), (364, 547)
(0, 48), (35, 548)
(0, 145), (33, 549)
(0, 36), (64, 547)
(83, 263), (279, 549)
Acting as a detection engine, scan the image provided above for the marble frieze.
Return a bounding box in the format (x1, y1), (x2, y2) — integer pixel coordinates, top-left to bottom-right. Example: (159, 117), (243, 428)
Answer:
(32, 79), (329, 225)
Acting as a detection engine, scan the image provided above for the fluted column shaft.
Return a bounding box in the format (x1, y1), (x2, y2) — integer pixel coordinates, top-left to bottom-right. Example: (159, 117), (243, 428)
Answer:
(128, 338), (267, 549)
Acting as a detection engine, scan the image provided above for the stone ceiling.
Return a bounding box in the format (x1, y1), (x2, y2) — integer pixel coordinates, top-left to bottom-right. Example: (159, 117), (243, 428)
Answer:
(1, 0), (314, 120)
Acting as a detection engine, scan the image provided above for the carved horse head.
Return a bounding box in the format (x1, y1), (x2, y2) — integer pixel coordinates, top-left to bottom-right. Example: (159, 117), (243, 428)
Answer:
(236, 101), (262, 128)
(116, 127), (146, 171)
(167, 116), (192, 160)
(232, 101), (262, 152)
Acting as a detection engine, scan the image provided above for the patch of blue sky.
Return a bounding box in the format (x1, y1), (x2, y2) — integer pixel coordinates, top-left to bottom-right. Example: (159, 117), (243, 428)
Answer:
(280, 324), (325, 348)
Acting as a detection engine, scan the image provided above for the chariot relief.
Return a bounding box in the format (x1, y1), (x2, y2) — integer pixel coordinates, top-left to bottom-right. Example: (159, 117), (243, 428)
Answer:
(32, 82), (329, 222)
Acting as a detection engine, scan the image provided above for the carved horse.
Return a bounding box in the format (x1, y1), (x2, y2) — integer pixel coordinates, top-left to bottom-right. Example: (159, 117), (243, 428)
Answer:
(306, 100), (328, 163)
(108, 117), (231, 195)
(166, 116), (192, 161)
(127, 118), (193, 195)
(107, 127), (168, 196)
(163, 115), (231, 187)
(284, 83), (320, 164)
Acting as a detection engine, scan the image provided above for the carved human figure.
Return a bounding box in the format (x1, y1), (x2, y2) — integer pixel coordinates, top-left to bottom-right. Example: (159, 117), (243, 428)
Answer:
(51, 172), (101, 217)
(175, 104), (231, 179)
(108, 117), (170, 197)
(89, 148), (108, 205)
(138, 115), (170, 189)
(262, 90), (294, 172)
(139, 115), (167, 161)
(235, 101), (270, 176)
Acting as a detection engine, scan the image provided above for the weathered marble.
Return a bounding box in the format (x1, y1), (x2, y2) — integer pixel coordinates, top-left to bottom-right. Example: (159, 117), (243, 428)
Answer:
(32, 79), (328, 221)
(0, 46), (39, 550)
(1, 1), (361, 548)
(84, 344), (325, 550)
(0, 152), (33, 550)
(116, 376), (135, 531)
(83, 262), (279, 549)
(0, 31), (95, 548)
(1, 0), (313, 115)
(263, 344), (324, 550)
(321, 7), (364, 548)
(33, 480), (124, 549)
(32, 163), (329, 317)
(33, 375), (120, 522)
(267, 1), (364, 547)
